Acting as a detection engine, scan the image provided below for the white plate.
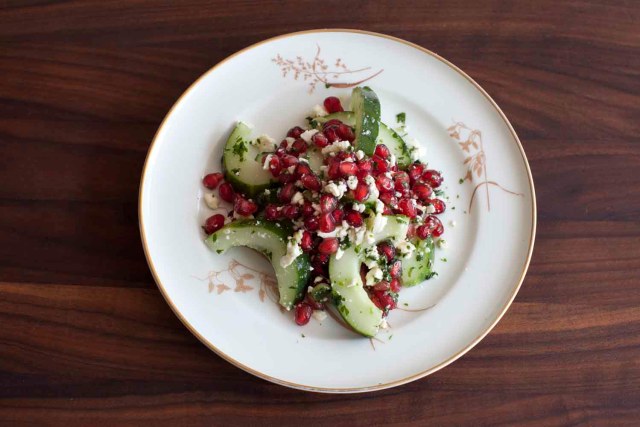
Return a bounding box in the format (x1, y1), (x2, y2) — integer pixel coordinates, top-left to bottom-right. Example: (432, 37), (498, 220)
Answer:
(139, 29), (536, 393)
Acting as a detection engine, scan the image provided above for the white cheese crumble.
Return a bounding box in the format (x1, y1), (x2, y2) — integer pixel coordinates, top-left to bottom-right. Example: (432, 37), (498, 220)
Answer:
(346, 175), (358, 190)
(396, 241), (416, 258)
(424, 205), (436, 214)
(321, 140), (351, 155)
(323, 180), (347, 198)
(355, 150), (365, 160)
(313, 310), (327, 322)
(437, 239), (448, 249)
(300, 129), (319, 144)
(291, 192), (305, 205)
(262, 154), (274, 170)
(365, 266), (383, 286)
(281, 232), (304, 267)
(379, 318), (389, 329)
(313, 104), (328, 117)
(335, 247), (344, 260)
(389, 153), (396, 165)
(203, 193), (219, 209)
(287, 165), (296, 174)
(371, 212), (388, 233)
(375, 199), (385, 214)
(256, 134), (276, 151)
(285, 137), (295, 144)
(363, 175), (380, 201)
(352, 202), (366, 213)
(314, 276), (324, 284)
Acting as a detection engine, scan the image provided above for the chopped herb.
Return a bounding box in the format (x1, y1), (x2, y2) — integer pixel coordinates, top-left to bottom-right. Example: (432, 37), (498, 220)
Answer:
(409, 266), (415, 277)
(424, 271), (438, 280)
(231, 168), (240, 175)
(396, 112), (406, 124)
(456, 194), (460, 199)
(459, 178), (464, 184)
(440, 257), (448, 262)
(339, 304), (350, 317)
(231, 138), (248, 161)
(396, 217), (408, 224)
(463, 210), (467, 214)
(325, 83), (331, 89)
(416, 253), (424, 262)
(301, 334), (305, 338)
(435, 189), (445, 197)
(388, 334), (393, 340)
(403, 302), (409, 307)
(216, 249), (223, 254)
(210, 234), (217, 242)
(451, 207), (456, 210)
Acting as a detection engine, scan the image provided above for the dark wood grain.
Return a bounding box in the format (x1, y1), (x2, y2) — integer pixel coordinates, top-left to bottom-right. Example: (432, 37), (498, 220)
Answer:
(1, 0), (639, 425)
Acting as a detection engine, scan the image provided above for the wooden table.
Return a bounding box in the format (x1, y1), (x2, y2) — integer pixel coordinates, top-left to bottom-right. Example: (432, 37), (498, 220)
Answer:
(1, 1), (638, 425)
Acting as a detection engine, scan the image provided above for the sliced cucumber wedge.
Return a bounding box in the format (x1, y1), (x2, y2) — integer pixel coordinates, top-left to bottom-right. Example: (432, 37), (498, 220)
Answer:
(222, 122), (275, 197)
(316, 112), (412, 168)
(401, 237), (436, 286)
(205, 219), (310, 310)
(329, 215), (409, 337)
(350, 86), (381, 156)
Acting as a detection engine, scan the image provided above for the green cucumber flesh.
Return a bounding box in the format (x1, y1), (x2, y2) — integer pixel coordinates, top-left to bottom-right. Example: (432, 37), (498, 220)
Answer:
(350, 87), (381, 156)
(222, 122), (275, 197)
(401, 237), (436, 286)
(205, 219), (310, 310)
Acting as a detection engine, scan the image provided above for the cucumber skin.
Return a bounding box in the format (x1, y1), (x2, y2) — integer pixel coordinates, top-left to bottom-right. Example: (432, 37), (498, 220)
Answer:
(351, 87), (381, 156)
(402, 237), (436, 286)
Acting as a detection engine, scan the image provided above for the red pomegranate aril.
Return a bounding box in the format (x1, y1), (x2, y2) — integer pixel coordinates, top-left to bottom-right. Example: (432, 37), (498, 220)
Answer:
(408, 163), (425, 182)
(429, 198), (446, 214)
(291, 138), (307, 154)
(278, 172), (295, 184)
(389, 260), (402, 279)
(374, 144), (390, 159)
(278, 183), (296, 203)
(324, 96), (344, 113)
(374, 290), (396, 310)
(301, 174), (321, 192)
(322, 119), (342, 129)
(356, 169), (370, 181)
(379, 192), (398, 207)
(339, 161), (358, 176)
(234, 196), (258, 216)
(318, 238), (339, 255)
(318, 212), (336, 233)
(332, 208), (344, 222)
(431, 216), (445, 237)
(383, 205), (393, 214)
(312, 132), (329, 148)
(287, 126), (304, 139)
(203, 214), (225, 234)
(377, 242), (396, 262)
(394, 171), (410, 189)
(345, 210), (364, 227)
(327, 161), (342, 179)
(282, 204), (300, 219)
(390, 278), (401, 292)
(302, 201), (315, 217)
(370, 293), (384, 310)
(264, 204), (281, 221)
(280, 154), (298, 168)
(376, 175), (394, 192)
(324, 126), (341, 143)
(371, 155), (388, 173)
(373, 281), (390, 291)
(421, 215), (444, 238)
(268, 156), (282, 177)
(416, 224), (430, 239)
(295, 163), (312, 177)
(422, 169), (443, 188)
(337, 124), (355, 142)
(300, 231), (314, 252)
(304, 215), (319, 231)
(353, 183), (370, 202)
(294, 303), (313, 326)
(278, 139), (289, 150)
(412, 183), (433, 201)
(202, 172), (223, 189)
(357, 158), (373, 173)
(312, 254), (329, 274)
(397, 198), (417, 218)
(305, 292), (324, 310)
(319, 194), (337, 213)
(406, 223), (417, 239)
(218, 182), (235, 202)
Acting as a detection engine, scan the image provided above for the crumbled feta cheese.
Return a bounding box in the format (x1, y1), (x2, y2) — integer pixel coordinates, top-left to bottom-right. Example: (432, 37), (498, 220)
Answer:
(352, 202), (366, 213)
(291, 192), (305, 205)
(313, 310), (327, 322)
(396, 241), (416, 257)
(256, 134), (276, 151)
(204, 193), (219, 209)
(425, 205), (436, 214)
(438, 239), (448, 249)
(313, 104), (328, 117)
(300, 129), (318, 144)
(312, 203), (322, 214)
(281, 238), (303, 267)
(365, 266), (383, 286)
(314, 276), (324, 283)
(317, 227), (340, 238)
(262, 154), (274, 170)
(371, 212), (388, 233)
(355, 150), (365, 160)
(346, 175), (358, 190)
(379, 318), (389, 329)
(365, 231), (376, 244)
(364, 175), (380, 200)
(321, 140), (352, 155)
(285, 137), (295, 144)
(335, 247), (344, 260)
(287, 165), (296, 174)
(389, 153), (396, 165)
(323, 180), (347, 198)
(375, 199), (385, 214)
(408, 138), (424, 161)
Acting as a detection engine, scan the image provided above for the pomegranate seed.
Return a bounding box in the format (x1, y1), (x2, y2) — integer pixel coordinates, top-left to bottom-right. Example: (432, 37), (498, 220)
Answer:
(324, 126), (340, 143)
(421, 215), (444, 238)
(312, 132), (329, 148)
(356, 169), (370, 181)
(428, 198), (446, 214)
(379, 192), (398, 207)
(422, 170), (443, 188)
(301, 201), (315, 217)
(300, 231), (314, 252)
(337, 124), (355, 142)
(394, 171), (410, 190)
(294, 303), (313, 325)
(432, 217), (445, 237)
(373, 281), (390, 291)
(282, 204), (300, 219)
(264, 204), (281, 221)
(376, 175), (394, 192)
(301, 173), (321, 191)
(377, 242), (396, 262)
(287, 126), (304, 139)
(408, 163), (425, 182)
(295, 163), (312, 177)
(278, 172), (295, 184)
(353, 183), (370, 202)
(318, 212), (336, 232)
(278, 140), (289, 150)
(375, 290), (396, 310)
(324, 96), (344, 113)
(357, 158), (373, 173)
(374, 144), (390, 159)
(332, 208), (344, 222)
(383, 205), (393, 214)
(234, 196), (258, 216)
(218, 182), (235, 202)
(370, 293), (384, 310)
(371, 155), (388, 174)
(389, 260), (402, 279)
(202, 172), (223, 189)
(416, 224), (430, 239)
(390, 278), (401, 292)
(327, 161), (342, 179)
(345, 210), (363, 227)
(291, 138), (307, 154)
(268, 156), (282, 177)
(318, 238), (339, 255)
(278, 183), (296, 203)
(322, 119), (343, 129)
(203, 214), (225, 234)
(304, 216), (319, 231)
(337, 151), (355, 162)
(280, 154), (298, 168)
(312, 254), (329, 274)
(412, 183), (433, 201)
(396, 198), (417, 218)
(339, 161), (358, 176)
(320, 194), (337, 213)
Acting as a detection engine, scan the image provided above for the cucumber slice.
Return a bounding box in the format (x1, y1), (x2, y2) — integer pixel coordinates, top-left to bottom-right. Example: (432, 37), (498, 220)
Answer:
(329, 215), (409, 337)
(309, 283), (331, 303)
(316, 112), (412, 168)
(205, 219), (310, 310)
(350, 86), (381, 156)
(401, 237), (436, 286)
(306, 146), (324, 175)
(222, 122), (275, 197)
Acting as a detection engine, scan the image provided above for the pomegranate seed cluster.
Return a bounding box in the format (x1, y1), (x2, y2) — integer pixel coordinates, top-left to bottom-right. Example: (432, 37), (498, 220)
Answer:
(201, 97), (446, 328)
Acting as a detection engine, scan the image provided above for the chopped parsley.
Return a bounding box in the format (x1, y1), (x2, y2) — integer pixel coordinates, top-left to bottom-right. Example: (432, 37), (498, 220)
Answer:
(396, 112), (406, 124)
(440, 257), (448, 262)
(231, 168), (240, 175)
(216, 249), (223, 254)
(459, 178), (464, 184)
(230, 138), (248, 161)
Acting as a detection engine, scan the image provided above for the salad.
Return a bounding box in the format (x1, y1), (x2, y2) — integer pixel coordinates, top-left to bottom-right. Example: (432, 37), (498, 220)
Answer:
(200, 87), (445, 337)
